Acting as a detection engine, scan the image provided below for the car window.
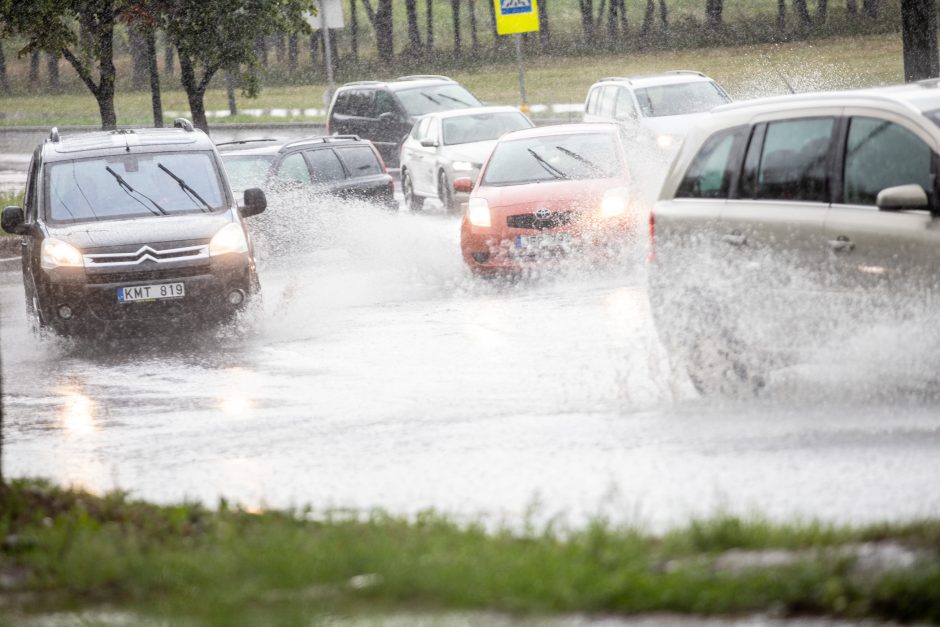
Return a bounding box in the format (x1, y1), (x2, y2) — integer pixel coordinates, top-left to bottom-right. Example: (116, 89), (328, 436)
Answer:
(754, 117), (835, 202)
(221, 155), (275, 194)
(844, 117), (933, 206)
(442, 111), (533, 145)
(598, 86), (618, 118)
(276, 152), (312, 185)
(45, 151), (226, 224)
(615, 87), (636, 120)
(426, 119), (441, 145)
(305, 148), (347, 183)
(343, 89), (374, 118)
(634, 81), (730, 117)
(676, 128), (747, 199)
(586, 87), (600, 115)
(394, 84), (482, 116)
(24, 152), (40, 221)
(482, 132), (623, 186)
(412, 117), (430, 139)
(336, 145), (383, 176)
(375, 90), (397, 116)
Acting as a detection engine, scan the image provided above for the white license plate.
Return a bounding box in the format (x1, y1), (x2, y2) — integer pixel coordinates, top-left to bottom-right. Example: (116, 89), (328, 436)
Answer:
(117, 282), (185, 303)
(515, 233), (571, 249)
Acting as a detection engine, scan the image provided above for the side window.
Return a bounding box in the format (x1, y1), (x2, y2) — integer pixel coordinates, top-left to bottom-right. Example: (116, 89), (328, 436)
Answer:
(586, 87), (600, 115)
(348, 90), (375, 117)
(614, 87), (636, 120)
(24, 152), (40, 221)
(336, 145), (383, 177)
(599, 86), (618, 118)
(844, 117), (933, 206)
(413, 117), (431, 140)
(676, 127), (747, 199)
(276, 152), (312, 185)
(755, 117), (835, 202)
(305, 149), (347, 183)
(375, 90), (397, 116)
(333, 91), (351, 115)
(426, 119), (441, 145)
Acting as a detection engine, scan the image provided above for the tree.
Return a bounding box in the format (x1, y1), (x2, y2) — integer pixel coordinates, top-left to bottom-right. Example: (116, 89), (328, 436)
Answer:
(124, 1), (164, 127)
(818, 0), (828, 23)
(579, 0), (595, 44)
(405, 0), (421, 53)
(846, 0), (858, 14)
(451, 0), (461, 55)
(360, 0), (393, 64)
(160, 0), (313, 132)
(0, 43), (9, 94)
(705, 0), (724, 32)
(426, 0), (434, 52)
(349, 0), (359, 61)
(793, 0), (811, 25)
(900, 0), (938, 81)
(4, 0), (121, 129)
(537, 0), (549, 48)
(863, 0), (879, 17)
(606, 0), (627, 42)
(777, 0), (786, 31)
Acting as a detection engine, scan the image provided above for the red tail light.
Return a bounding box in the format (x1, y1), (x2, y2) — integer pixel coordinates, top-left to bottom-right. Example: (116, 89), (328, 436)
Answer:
(370, 144), (394, 195)
(647, 211), (656, 263)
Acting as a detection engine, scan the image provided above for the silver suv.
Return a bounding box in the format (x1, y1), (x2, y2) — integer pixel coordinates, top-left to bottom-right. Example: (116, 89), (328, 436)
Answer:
(583, 71), (731, 149)
(648, 82), (940, 394)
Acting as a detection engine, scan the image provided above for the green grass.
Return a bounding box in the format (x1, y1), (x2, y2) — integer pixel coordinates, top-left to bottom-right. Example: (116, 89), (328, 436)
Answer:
(0, 32), (908, 129)
(0, 191), (24, 208)
(1, 479), (939, 626)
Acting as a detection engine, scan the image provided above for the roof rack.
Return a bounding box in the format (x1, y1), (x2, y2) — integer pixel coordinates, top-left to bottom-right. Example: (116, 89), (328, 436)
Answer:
(173, 118), (194, 132)
(280, 135), (361, 151)
(396, 74), (451, 82)
(664, 70), (707, 77)
(343, 80), (383, 87)
(49, 127), (60, 143)
(215, 138), (279, 147)
(599, 76), (632, 83)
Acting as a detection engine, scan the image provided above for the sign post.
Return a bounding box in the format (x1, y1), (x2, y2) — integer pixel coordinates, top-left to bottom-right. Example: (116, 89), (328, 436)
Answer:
(493, 0), (540, 113)
(307, 0), (345, 108)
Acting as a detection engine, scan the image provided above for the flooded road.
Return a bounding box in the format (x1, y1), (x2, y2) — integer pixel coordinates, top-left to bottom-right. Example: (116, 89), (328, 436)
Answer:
(3, 194), (940, 531)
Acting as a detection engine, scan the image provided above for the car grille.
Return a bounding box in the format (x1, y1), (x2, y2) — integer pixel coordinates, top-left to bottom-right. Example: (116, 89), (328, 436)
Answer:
(506, 211), (579, 231)
(83, 244), (209, 267)
(84, 265), (211, 285)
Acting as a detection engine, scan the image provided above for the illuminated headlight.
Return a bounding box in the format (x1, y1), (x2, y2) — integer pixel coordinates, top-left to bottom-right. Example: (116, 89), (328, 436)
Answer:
(600, 188), (629, 218)
(209, 223), (249, 256)
(41, 238), (84, 270)
(656, 134), (675, 149)
(467, 197), (491, 227)
(452, 161), (475, 172)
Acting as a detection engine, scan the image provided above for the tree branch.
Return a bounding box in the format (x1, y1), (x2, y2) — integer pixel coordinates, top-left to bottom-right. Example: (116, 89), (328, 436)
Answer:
(60, 46), (100, 97)
(359, 0), (377, 27)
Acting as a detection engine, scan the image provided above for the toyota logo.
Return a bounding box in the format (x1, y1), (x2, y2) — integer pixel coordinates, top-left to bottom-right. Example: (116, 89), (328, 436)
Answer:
(534, 207), (551, 220)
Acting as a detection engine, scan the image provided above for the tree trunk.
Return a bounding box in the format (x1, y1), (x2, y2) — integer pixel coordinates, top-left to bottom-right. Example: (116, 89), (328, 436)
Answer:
(288, 33), (298, 73)
(405, 0), (422, 52)
(163, 32), (175, 77)
(579, 0), (595, 44)
(863, 0), (879, 17)
(451, 0), (461, 55)
(659, 0), (668, 35)
(818, 0), (828, 22)
(274, 34), (286, 63)
(607, 0), (627, 41)
(470, 0), (481, 51)
(487, 0), (498, 43)
(146, 30), (163, 127)
(846, 0), (858, 14)
(179, 53), (209, 132)
(368, 0), (394, 64)
(705, 0), (724, 31)
(640, 0), (655, 39)
(129, 26), (149, 90)
(536, 0), (550, 48)
(0, 45), (9, 94)
(29, 49), (40, 84)
(225, 68), (237, 116)
(256, 37), (268, 67)
(777, 0), (787, 31)
(426, 0), (435, 52)
(350, 0), (359, 62)
(793, 0), (812, 24)
(901, 0), (939, 81)
(47, 54), (60, 89)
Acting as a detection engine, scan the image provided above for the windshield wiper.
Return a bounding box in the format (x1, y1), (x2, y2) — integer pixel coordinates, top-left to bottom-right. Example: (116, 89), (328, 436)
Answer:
(105, 166), (167, 216)
(527, 148), (568, 180)
(554, 146), (602, 174)
(439, 93), (472, 107)
(157, 163), (212, 212)
(419, 92), (442, 105)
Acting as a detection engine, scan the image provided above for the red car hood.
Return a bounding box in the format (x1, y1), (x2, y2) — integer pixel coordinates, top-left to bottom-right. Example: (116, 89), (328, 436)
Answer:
(478, 178), (622, 209)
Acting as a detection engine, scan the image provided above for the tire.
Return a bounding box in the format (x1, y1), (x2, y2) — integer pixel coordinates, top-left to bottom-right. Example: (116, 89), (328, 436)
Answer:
(402, 170), (424, 212)
(438, 170), (456, 214)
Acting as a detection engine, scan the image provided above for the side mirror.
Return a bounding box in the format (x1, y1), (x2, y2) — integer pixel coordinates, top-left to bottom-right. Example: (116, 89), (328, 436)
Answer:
(876, 184), (928, 211)
(239, 188), (267, 218)
(453, 177), (473, 194)
(420, 138), (438, 148)
(1, 206), (26, 235)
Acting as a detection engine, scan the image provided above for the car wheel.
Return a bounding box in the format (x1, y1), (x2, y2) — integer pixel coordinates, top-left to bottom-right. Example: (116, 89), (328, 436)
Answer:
(402, 170), (424, 212)
(438, 170), (456, 214)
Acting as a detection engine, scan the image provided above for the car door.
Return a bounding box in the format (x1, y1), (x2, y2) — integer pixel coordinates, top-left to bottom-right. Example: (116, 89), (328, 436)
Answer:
(417, 117), (442, 196)
(718, 113), (839, 352)
(371, 89), (408, 167)
(403, 117), (434, 196)
(825, 110), (940, 312)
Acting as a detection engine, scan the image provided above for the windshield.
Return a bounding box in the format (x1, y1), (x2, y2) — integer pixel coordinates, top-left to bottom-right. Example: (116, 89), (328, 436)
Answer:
(395, 84), (482, 116)
(221, 155), (275, 195)
(442, 111), (533, 145)
(45, 151), (227, 224)
(634, 81), (730, 117)
(482, 132), (623, 186)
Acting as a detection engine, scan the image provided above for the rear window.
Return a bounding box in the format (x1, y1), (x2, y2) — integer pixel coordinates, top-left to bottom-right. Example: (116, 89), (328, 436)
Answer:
(394, 84), (482, 116)
(482, 132), (623, 186)
(336, 145), (383, 176)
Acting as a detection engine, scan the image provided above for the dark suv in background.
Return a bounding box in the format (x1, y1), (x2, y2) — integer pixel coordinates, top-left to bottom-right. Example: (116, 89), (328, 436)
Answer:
(326, 75), (482, 167)
(0, 120), (266, 336)
(218, 135), (395, 210)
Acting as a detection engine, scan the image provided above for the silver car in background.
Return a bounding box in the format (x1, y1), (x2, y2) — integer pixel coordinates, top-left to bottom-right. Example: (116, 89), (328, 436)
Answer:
(649, 81), (940, 395)
(399, 106), (534, 213)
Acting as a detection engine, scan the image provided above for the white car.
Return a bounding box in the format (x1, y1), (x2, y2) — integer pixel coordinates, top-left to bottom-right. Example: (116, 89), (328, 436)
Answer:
(583, 71), (731, 150)
(399, 106), (534, 213)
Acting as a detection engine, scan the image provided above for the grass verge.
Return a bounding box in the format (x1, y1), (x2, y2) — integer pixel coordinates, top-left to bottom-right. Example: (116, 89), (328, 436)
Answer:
(1, 479), (939, 626)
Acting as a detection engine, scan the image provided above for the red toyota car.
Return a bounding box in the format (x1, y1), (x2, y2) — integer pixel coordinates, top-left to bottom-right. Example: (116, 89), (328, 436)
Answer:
(458, 124), (637, 274)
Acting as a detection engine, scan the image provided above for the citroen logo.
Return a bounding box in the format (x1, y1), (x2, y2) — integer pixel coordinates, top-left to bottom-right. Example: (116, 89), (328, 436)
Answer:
(534, 207), (551, 220)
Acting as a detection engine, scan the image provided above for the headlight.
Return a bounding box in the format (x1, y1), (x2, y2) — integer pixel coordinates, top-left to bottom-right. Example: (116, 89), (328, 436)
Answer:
(209, 223), (249, 256)
(467, 198), (491, 227)
(452, 161), (475, 172)
(656, 134), (675, 149)
(41, 238), (83, 270)
(600, 189), (629, 218)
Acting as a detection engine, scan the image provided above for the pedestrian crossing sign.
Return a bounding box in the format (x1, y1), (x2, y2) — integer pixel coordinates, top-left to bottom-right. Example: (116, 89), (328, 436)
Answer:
(493, 0), (540, 35)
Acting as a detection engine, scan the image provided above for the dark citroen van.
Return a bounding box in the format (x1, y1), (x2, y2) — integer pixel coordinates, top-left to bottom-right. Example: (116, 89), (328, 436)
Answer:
(1, 120), (267, 336)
